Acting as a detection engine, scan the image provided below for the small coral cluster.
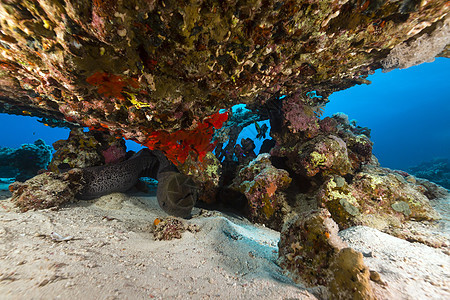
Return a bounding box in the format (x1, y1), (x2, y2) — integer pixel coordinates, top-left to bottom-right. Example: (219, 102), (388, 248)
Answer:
(0, 139), (52, 181)
(272, 103), (373, 180)
(9, 169), (84, 212)
(179, 152), (222, 204)
(295, 134), (352, 177)
(153, 217), (199, 241)
(282, 96), (320, 138)
(48, 128), (127, 172)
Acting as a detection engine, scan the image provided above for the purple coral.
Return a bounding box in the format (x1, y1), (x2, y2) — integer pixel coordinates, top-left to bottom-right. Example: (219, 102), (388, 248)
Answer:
(319, 117), (338, 134)
(282, 97), (320, 137)
(102, 145), (126, 164)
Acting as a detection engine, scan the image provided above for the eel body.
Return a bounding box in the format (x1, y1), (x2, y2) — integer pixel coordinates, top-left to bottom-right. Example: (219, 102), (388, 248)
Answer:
(76, 149), (197, 218)
(77, 149), (157, 200)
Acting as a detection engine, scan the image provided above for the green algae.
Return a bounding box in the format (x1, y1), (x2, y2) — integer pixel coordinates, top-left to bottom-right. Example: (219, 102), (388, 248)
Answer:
(391, 201), (412, 216)
(339, 198), (360, 217)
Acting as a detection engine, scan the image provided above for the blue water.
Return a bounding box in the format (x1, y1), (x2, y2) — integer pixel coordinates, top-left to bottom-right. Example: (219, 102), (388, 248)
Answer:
(323, 57), (450, 170)
(0, 115), (144, 153)
(0, 58), (448, 171)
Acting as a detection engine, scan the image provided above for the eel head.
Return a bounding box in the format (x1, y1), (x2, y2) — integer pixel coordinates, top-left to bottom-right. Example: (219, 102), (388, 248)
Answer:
(156, 171), (198, 218)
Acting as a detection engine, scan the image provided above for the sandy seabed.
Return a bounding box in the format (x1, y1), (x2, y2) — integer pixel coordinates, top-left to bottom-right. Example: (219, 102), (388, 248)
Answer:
(0, 190), (449, 300)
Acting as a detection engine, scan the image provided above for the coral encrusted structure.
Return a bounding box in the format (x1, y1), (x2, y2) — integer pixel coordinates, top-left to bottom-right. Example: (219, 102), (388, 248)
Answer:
(0, 1), (448, 154)
(48, 128), (127, 172)
(278, 209), (375, 299)
(9, 169), (84, 212)
(232, 154), (292, 229)
(317, 165), (441, 232)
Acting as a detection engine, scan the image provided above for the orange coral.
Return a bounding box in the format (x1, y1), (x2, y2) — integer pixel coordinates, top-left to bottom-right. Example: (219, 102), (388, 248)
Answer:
(266, 181), (277, 197)
(143, 111), (228, 165)
(86, 72), (139, 100)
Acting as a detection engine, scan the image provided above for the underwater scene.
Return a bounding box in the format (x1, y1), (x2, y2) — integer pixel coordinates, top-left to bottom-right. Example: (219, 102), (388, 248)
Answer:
(0, 1), (449, 299)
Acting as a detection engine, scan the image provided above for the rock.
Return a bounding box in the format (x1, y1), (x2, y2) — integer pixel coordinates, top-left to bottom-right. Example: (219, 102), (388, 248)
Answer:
(9, 169), (84, 212)
(48, 128), (127, 172)
(328, 248), (375, 300)
(415, 177), (449, 200)
(271, 110), (372, 180)
(179, 151), (222, 204)
(369, 270), (384, 285)
(278, 209), (374, 298)
(317, 165), (441, 231)
(297, 135), (352, 177)
(278, 209), (346, 286)
(232, 154), (292, 230)
(153, 217), (199, 241)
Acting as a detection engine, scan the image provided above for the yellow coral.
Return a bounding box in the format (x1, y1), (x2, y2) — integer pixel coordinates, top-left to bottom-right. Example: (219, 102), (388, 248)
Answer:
(124, 92), (153, 109)
(310, 151), (326, 167)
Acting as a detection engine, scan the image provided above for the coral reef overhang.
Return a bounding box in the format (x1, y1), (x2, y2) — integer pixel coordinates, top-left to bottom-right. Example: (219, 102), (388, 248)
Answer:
(0, 0), (449, 142)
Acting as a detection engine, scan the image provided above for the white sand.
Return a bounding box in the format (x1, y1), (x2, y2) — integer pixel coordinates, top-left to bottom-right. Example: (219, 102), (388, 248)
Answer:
(0, 191), (315, 299)
(340, 226), (450, 300)
(1, 190), (449, 299)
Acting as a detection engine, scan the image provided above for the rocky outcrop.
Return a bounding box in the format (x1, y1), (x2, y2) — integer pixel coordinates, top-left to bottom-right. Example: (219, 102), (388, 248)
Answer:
(232, 154), (292, 229)
(317, 165), (441, 231)
(48, 128), (127, 172)
(278, 209), (375, 299)
(9, 169), (84, 212)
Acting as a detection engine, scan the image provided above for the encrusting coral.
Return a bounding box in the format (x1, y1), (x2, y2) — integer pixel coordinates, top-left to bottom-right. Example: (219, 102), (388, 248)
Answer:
(292, 134), (352, 177)
(179, 151), (222, 204)
(271, 110), (372, 180)
(278, 209), (375, 299)
(48, 128), (127, 172)
(153, 217), (199, 241)
(232, 154), (292, 229)
(317, 165), (441, 232)
(282, 96), (321, 138)
(9, 169), (84, 212)
(327, 248), (375, 300)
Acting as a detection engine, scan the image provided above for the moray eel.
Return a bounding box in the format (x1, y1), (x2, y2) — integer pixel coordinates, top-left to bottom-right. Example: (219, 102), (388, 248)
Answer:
(76, 149), (197, 218)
